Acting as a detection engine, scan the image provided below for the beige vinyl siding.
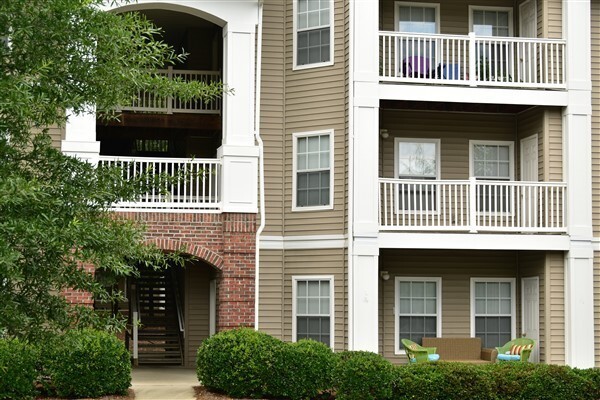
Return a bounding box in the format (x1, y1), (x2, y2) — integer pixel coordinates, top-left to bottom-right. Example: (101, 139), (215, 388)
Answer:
(545, 251), (565, 364)
(380, 110), (516, 180)
(260, 0), (348, 236)
(593, 0), (600, 367)
(258, 248), (347, 351)
(184, 265), (211, 368)
(378, 249), (563, 365)
(33, 126), (64, 150)
(543, 0), (562, 39)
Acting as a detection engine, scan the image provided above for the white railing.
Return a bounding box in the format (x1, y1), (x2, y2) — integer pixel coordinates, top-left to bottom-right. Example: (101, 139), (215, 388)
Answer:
(98, 156), (221, 211)
(120, 67), (221, 114)
(380, 31), (566, 89)
(379, 178), (567, 233)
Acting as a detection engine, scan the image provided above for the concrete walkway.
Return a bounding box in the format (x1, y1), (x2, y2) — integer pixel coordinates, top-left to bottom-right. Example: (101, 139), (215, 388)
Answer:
(132, 366), (198, 400)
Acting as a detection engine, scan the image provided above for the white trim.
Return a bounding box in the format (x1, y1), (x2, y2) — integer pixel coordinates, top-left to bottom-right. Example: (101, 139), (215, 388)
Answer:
(469, 140), (515, 180)
(260, 234), (347, 250)
(394, 137), (441, 179)
(292, 130), (335, 212)
(470, 277), (517, 343)
(292, 0), (335, 70)
(292, 275), (335, 350)
(378, 84), (569, 106)
(379, 232), (570, 251)
(394, 276), (442, 355)
(394, 2), (440, 34)
(468, 5), (514, 37)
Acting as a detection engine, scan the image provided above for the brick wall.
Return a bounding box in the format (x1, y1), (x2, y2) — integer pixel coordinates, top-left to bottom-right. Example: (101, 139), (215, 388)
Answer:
(66, 212), (257, 330)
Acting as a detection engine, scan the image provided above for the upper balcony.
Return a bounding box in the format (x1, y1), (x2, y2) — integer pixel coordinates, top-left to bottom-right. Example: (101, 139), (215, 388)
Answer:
(377, 0), (567, 105)
(379, 31), (566, 90)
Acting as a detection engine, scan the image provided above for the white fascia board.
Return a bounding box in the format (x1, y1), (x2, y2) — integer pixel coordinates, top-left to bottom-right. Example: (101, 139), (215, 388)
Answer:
(260, 235), (348, 250)
(378, 232), (570, 251)
(379, 84), (569, 107)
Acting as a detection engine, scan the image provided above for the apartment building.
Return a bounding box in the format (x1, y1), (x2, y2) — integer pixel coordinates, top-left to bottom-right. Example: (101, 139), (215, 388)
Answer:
(51, 0), (597, 369)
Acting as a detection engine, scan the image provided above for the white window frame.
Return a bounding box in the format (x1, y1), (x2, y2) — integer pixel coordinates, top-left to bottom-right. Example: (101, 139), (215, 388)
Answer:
(395, 2), (441, 34)
(292, 130), (334, 212)
(394, 138), (441, 215)
(293, 0), (335, 70)
(468, 6), (514, 37)
(292, 275), (335, 350)
(470, 277), (516, 346)
(469, 140), (515, 180)
(395, 277), (442, 355)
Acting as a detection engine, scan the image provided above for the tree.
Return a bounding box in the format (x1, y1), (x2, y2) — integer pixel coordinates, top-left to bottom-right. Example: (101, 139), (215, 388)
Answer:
(0, 0), (221, 340)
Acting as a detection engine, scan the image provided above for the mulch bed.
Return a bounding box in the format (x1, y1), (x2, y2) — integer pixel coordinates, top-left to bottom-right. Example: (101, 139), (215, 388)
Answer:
(195, 386), (244, 400)
(37, 389), (135, 400)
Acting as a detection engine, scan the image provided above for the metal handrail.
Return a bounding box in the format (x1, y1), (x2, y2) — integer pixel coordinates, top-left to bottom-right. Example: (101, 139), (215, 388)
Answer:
(171, 269), (185, 338)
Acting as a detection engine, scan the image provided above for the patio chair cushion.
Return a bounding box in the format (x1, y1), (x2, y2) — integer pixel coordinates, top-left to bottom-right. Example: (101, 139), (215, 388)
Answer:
(510, 344), (533, 355)
(410, 354), (440, 363)
(497, 353), (521, 361)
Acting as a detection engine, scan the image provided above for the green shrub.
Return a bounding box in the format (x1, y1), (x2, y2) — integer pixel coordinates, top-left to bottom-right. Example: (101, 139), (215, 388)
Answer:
(0, 338), (38, 400)
(520, 364), (590, 400)
(574, 367), (600, 400)
(393, 363), (494, 400)
(42, 329), (131, 398)
(270, 340), (337, 400)
(334, 351), (395, 400)
(196, 328), (285, 398)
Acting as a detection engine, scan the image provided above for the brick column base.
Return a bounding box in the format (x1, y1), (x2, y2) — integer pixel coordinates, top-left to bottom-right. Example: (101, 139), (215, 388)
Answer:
(217, 213), (256, 330)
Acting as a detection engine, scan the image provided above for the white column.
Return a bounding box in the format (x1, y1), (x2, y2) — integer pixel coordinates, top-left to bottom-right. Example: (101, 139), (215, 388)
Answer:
(218, 23), (259, 213)
(61, 111), (100, 163)
(350, 0), (379, 352)
(563, 0), (594, 368)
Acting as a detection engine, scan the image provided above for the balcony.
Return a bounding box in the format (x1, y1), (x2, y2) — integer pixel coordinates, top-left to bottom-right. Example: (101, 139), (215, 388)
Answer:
(119, 67), (222, 115)
(379, 32), (566, 90)
(98, 156), (221, 212)
(379, 178), (566, 233)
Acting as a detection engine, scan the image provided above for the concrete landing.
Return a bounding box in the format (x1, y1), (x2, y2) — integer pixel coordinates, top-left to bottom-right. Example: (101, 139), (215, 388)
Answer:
(132, 366), (198, 400)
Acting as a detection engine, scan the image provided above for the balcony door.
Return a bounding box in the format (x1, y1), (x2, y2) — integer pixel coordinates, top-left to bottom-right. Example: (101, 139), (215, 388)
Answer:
(396, 2), (440, 78)
(520, 135), (538, 227)
(519, 0), (537, 80)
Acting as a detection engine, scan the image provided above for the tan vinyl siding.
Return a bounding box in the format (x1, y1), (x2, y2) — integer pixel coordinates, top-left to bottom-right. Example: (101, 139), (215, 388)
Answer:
(380, 110), (515, 180)
(543, 0), (563, 39)
(379, 249), (519, 364)
(544, 109), (563, 182)
(259, 248), (347, 351)
(595, 0), (600, 365)
(545, 251), (565, 364)
(260, 0), (348, 236)
(184, 265), (211, 368)
(33, 126), (64, 150)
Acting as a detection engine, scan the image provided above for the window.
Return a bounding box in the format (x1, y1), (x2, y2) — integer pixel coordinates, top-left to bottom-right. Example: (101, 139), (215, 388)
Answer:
(397, 2), (439, 34)
(293, 276), (334, 348)
(293, 131), (333, 210)
(470, 141), (514, 212)
(395, 138), (440, 211)
(395, 277), (441, 353)
(470, 7), (514, 81)
(471, 278), (515, 348)
(294, 0), (333, 69)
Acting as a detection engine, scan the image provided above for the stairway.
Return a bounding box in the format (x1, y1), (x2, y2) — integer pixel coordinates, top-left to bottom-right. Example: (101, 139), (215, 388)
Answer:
(133, 268), (184, 365)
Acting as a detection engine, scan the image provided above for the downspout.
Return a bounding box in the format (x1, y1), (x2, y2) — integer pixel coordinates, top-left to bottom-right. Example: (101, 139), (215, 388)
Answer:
(254, 0), (265, 330)
(347, 0), (354, 350)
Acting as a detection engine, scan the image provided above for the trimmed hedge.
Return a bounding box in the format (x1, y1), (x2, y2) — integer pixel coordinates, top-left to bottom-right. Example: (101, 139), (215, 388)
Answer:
(41, 329), (131, 398)
(197, 329), (600, 400)
(197, 328), (337, 399)
(0, 338), (38, 400)
(334, 351), (395, 400)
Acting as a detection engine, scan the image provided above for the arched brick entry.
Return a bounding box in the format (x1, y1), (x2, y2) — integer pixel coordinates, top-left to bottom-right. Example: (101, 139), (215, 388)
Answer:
(120, 211), (256, 330)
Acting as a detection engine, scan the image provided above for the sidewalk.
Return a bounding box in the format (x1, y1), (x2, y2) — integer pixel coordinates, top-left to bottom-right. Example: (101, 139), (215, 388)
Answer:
(131, 366), (198, 400)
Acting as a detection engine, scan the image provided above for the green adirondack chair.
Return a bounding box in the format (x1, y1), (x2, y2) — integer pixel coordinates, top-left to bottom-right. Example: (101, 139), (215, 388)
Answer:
(495, 338), (535, 362)
(401, 338), (439, 364)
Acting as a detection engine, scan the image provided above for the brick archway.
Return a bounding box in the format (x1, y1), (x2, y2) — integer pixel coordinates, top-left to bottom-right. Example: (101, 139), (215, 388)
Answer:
(145, 237), (224, 270)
